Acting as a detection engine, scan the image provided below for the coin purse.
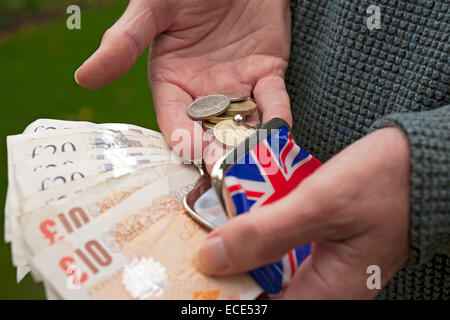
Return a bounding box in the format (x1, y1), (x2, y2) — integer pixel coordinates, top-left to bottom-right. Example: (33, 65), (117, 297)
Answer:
(184, 118), (322, 296)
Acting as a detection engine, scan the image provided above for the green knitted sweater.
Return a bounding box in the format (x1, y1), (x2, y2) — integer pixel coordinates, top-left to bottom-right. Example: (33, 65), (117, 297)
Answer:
(286, 0), (449, 299)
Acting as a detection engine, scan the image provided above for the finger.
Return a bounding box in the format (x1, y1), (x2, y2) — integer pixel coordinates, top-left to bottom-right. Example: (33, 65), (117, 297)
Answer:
(151, 81), (208, 162)
(196, 180), (333, 275)
(280, 243), (379, 299)
(75, 0), (166, 89)
(253, 75), (292, 126)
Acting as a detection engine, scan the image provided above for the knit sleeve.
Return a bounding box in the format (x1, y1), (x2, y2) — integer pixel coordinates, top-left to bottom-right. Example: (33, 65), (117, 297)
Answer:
(370, 105), (450, 266)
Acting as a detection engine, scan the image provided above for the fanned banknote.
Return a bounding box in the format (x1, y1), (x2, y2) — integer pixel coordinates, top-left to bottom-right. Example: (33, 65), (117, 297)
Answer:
(32, 176), (261, 300)
(4, 119), (263, 300)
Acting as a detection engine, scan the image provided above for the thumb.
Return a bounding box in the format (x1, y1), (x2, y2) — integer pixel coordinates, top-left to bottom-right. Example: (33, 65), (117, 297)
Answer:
(280, 244), (381, 299)
(196, 181), (329, 275)
(253, 75), (292, 126)
(75, 0), (169, 89)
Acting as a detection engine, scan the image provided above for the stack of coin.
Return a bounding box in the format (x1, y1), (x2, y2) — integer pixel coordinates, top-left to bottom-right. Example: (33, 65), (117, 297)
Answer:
(187, 93), (258, 147)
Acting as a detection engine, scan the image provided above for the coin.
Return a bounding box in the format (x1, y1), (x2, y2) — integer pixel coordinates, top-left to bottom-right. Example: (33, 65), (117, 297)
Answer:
(187, 94), (230, 120)
(220, 92), (249, 102)
(214, 120), (256, 147)
(202, 121), (216, 130)
(223, 100), (257, 116)
(207, 114), (235, 124)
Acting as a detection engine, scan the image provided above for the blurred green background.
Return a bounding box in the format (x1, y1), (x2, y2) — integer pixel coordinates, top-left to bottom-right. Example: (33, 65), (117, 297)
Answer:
(0, 0), (158, 299)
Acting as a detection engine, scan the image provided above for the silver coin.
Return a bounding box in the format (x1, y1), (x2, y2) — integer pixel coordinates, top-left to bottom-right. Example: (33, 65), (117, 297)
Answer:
(220, 92), (249, 102)
(187, 94), (230, 120)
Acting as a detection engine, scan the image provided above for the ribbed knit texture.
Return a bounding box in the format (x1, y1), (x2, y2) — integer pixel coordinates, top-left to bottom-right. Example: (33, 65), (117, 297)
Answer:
(286, 0), (449, 299)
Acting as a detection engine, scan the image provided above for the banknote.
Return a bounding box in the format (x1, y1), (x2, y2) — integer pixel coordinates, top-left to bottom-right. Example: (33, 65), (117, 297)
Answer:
(32, 177), (261, 300)
(20, 164), (164, 214)
(21, 163), (178, 283)
(15, 150), (176, 198)
(43, 281), (62, 300)
(4, 188), (12, 243)
(11, 163), (178, 269)
(23, 119), (94, 134)
(6, 123), (148, 239)
(20, 165), (199, 259)
(10, 130), (168, 164)
(6, 119), (263, 300)
(7, 127), (179, 269)
(23, 119), (169, 144)
(12, 162), (191, 271)
(5, 120), (171, 244)
(14, 147), (176, 177)
(24, 174), (171, 282)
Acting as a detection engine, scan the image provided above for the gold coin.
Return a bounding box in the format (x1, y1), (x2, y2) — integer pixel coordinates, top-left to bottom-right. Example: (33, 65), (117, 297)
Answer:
(223, 100), (257, 116)
(220, 92), (249, 102)
(202, 121), (216, 130)
(207, 114), (235, 124)
(214, 120), (256, 147)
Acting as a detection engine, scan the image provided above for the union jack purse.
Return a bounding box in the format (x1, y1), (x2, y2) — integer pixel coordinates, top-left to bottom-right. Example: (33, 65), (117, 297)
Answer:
(184, 118), (322, 296)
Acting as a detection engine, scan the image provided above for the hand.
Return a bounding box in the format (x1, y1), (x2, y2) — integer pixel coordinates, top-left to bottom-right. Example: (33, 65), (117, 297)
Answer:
(75, 0), (292, 160)
(196, 127), (412, 299)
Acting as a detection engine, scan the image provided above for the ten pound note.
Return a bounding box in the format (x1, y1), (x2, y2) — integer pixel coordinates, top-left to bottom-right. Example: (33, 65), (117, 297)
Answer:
(31, 175), (261, 300)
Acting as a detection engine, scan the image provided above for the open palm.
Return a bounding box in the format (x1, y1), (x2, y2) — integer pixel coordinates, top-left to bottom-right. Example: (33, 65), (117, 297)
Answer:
(75, 0), (292, 159)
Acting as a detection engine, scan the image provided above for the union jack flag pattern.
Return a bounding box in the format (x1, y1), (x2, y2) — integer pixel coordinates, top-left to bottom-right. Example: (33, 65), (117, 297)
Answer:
(224, 124), (322, 295)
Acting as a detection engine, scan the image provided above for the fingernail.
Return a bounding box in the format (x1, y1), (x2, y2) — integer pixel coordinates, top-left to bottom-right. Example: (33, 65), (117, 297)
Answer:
(74, 67), (81, 85)
(196, 235), (229, 274)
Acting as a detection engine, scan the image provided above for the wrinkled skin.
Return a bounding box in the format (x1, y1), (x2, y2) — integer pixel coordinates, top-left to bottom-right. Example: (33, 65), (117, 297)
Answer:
(76, 0), (411, 299)
(76, 0), (292, 159)
(197, 128), (411, 299)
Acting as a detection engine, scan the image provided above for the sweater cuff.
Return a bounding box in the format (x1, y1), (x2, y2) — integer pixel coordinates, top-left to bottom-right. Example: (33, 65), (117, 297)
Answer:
(370, 105), (450, 266)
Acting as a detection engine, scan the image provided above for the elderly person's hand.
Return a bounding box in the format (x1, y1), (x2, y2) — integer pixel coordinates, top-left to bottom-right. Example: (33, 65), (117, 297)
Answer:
(197, 127), (412, 299)
(75, 0), (292, 160)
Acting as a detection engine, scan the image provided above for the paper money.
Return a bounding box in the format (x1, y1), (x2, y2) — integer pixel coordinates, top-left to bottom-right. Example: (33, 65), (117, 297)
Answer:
(20, 166), (198, 258)
(43, 281), (62, 300)
(15, 150), (176, 198)
(7, 122), (180, 268)
(10, 130), (168, 164)
(32, 177), (261, 300)
(19, 164), (191, 282)
(5, 119), (263, 299)
(23, 119), (170, 144)
(6, 118), (169, 243)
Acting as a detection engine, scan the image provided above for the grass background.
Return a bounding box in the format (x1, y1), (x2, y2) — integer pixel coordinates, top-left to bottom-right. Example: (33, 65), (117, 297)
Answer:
(0, 1), (159, 299)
